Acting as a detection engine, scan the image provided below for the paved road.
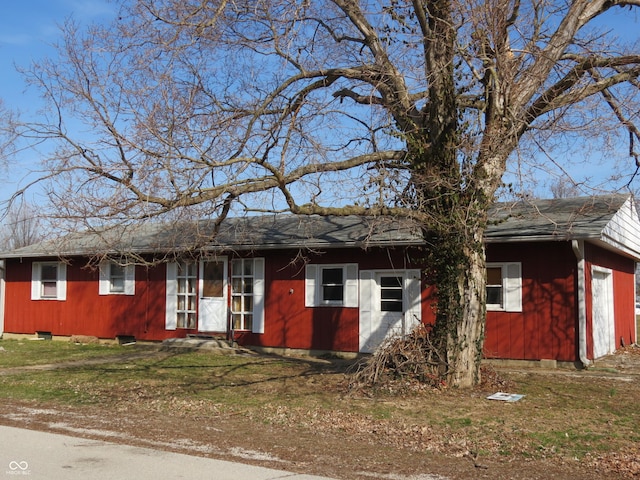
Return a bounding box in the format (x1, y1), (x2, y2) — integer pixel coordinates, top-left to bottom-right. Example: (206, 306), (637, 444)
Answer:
(0, 425), (337, 480)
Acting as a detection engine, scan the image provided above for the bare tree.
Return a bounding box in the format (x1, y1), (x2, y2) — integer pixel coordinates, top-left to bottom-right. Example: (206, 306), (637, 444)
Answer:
(5, 0), (640, 386)
(0, 202), (43, 250)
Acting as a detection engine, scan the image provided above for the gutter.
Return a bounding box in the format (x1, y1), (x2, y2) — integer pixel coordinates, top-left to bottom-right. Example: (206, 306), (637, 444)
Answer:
(572, 240), (590, 367)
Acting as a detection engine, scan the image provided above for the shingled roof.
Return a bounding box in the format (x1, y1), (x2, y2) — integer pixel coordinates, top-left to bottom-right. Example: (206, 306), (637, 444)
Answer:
(2, 194), (639, 260)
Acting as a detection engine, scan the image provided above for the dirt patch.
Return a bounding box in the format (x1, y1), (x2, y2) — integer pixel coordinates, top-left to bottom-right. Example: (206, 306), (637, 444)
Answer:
(0, 345), (639, 479)
(0, 399), (609, 480)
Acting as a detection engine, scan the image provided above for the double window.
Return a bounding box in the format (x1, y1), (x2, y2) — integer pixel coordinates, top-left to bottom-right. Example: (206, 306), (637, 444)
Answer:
(31, 262), (67, 300)
(305, 264), (358, 307)
(99, 261), (135, 295)
(486, 262), (522, 312)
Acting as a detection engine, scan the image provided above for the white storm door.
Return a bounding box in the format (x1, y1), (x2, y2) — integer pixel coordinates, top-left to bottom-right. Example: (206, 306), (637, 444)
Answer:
(359, 273), (405, 353)
(198, 258), (228, 332)
(592, 267), (615, 358)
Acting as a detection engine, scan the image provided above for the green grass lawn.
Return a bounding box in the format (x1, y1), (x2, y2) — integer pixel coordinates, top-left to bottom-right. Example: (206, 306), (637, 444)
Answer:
(1, 338), (639, 469)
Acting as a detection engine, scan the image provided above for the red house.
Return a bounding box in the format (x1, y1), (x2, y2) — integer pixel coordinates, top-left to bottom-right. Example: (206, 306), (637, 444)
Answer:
(1, 194), (639, 366)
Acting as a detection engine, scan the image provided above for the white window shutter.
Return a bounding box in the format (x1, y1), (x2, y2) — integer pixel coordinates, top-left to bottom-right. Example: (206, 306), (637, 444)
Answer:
(344, 264), (359, 308)
(405, 270), (422, 327)
(31, 263), (41, 300)
(305, 264), (317, 307)
(99, 262), (110, 295)
(252, 258), (265, 334)
(57, 263), (67, 301)
(504, 262), (522, 312)
(165, 262), (177, 330)
(124, 264), (136, 296)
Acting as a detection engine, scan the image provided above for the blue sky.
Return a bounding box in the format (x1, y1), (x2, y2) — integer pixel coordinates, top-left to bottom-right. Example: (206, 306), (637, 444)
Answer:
(0, 0), (115, 205)
(0, 0), (114, 99)
(0, 1), (639, 208)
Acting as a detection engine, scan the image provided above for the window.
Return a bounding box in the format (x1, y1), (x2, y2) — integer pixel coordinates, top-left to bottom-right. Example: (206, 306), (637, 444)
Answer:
(202, 261), (224, 298)
(486, 262), (522, 312)
(31, 262), (67, 300)
(99, 262), (135, 295)
(176, 261), (197, 329)
(486, 266), (503, 307)
(231, 259), (254, 331)
(321, 267), (344, 303)
(305, 264), (358, 307)
(380, 276), (403, 312)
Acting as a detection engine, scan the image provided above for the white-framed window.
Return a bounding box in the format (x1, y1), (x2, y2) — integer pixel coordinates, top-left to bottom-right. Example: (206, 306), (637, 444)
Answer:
(305, 264), (358, 308)
(176, 261), (197, 329)
(486, 262), (522, 312)
(99, 261), (135, 295)
(231, 258), (253, 331)
(31, 261), (67, 301)
(230, 258), (265, 333)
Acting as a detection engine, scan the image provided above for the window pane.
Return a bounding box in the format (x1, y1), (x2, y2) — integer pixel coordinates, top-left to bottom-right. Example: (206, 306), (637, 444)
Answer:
(177, 312), (186, 328)
(232, 296), (242, 312)
(381, 289), (402, 301)
(486, 267), (502, 285)
(323, 285), (343, 302)
(42, 282), (57, 297)
(231, 278), (242, 293)
(203, 261), (224, 298)
(110, 277), (125, 293)
(232, 314), (242, 330)
(322, 268), (343, 285)
(487, 286), (502, 305)
(232, 260), (242, 276)
(244, 314), (253, 331)
(111, 264), (125, 277)
(380, 276), (402, 288)
(381, 301), (403, 312)
(41, 264), (57, 281)
(243, 261), (253, 276)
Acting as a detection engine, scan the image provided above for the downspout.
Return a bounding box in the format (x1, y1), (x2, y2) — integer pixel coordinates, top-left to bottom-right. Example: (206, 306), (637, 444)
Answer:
(572, 240), (590, 367)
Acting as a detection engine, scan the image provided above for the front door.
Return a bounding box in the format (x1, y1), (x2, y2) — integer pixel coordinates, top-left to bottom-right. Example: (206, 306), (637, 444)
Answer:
(359, 270), (421, 353)
(198, 258), (228, 332)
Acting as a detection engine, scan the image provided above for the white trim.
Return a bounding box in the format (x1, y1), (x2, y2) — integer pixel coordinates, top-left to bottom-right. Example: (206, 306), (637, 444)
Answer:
(252, 258), (265, 334)
(591, 265), (616, 358)
(305, 263), (359, 308)
(486, 262), (522, 312)
(31, 261), (67, 301)
(359, 268), (422, 353)
(405, 269), (422, 326)
(165, 262), (177, 330)
(99, 261), (135, 296)
(304, 264), (318, 307)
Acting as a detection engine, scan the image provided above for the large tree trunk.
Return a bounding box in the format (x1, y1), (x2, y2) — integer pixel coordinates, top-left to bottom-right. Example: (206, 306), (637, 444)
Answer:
(425, 214), (487, 388)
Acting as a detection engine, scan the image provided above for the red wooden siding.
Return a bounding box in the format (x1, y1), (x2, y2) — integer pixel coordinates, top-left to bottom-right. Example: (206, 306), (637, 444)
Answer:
(3, 258), (175, 341)
(235, 248), (430, 352)
(484, 242), (578, 362)
(3, 240), (635, 360)
(583, 243), (636, 357)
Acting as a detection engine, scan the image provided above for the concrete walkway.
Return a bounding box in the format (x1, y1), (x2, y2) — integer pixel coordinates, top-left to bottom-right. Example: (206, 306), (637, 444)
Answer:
(0, 425), (337, 480)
